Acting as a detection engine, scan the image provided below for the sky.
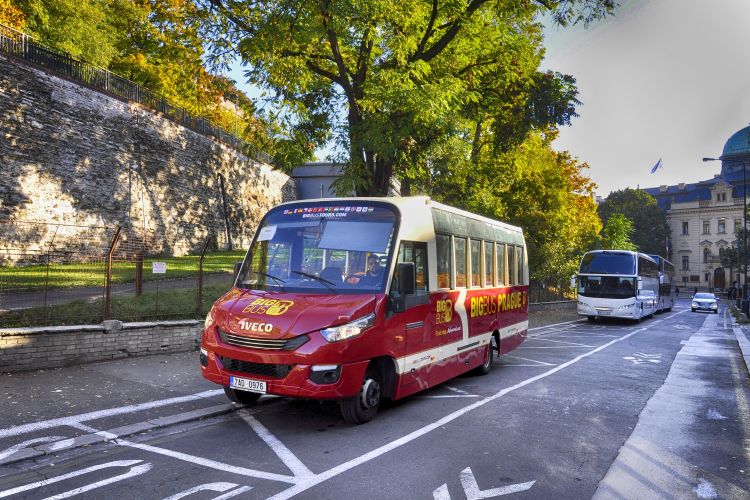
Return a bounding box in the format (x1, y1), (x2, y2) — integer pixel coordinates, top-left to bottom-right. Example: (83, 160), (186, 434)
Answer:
(542, 0), (750, 197)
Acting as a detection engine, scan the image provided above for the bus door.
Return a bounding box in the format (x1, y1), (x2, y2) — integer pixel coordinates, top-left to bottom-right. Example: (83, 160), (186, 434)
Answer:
(386, 241), (432, 391)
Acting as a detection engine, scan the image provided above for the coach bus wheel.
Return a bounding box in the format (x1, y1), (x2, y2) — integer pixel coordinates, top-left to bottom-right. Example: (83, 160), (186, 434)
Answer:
(224, 387), (262, 405)
(586, 316), (596, 322)
(340, 366), (381, 424)
(476, 337), (495, 375)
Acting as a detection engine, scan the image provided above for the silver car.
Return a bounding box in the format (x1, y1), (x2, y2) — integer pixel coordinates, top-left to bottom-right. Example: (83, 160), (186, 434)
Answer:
(691, 292), (718, 314)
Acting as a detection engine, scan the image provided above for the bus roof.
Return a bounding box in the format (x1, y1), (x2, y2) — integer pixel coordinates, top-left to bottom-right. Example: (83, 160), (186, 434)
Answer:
(274, 196), (525, 245)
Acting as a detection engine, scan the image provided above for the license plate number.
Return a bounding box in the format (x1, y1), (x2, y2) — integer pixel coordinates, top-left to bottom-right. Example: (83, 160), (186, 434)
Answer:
(597, 310), (611, 316)
(230, 376), (267, 394)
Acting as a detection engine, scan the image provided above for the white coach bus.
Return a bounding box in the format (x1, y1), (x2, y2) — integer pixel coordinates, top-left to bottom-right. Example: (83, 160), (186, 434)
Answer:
(572, 250), (660, 322)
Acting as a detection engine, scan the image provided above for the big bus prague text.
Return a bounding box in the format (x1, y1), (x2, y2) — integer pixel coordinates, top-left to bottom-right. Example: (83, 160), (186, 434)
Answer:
(200, 197), (529, 423)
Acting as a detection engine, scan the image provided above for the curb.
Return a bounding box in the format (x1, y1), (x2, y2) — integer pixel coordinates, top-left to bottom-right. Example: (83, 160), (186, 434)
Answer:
(729, 312), (750, 375)
(0, 403), (240, 467)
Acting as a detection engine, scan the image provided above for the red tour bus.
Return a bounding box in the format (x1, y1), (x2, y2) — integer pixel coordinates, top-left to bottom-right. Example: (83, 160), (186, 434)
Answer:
(200, 196), (529, 423)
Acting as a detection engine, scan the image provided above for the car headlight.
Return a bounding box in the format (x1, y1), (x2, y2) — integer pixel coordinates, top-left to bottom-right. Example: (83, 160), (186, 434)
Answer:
(204, 309), (215, 330)
(711, 303), (718, 308)
(692, 302), (698, 307)
(320, 313), (375, 343)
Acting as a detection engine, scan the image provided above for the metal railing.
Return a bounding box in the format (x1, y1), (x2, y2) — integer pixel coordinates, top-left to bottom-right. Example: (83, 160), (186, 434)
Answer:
(0, 23), (269, 163)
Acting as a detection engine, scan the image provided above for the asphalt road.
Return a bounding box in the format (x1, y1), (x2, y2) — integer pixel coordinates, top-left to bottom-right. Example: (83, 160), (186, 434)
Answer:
(1, 299), (749, 499)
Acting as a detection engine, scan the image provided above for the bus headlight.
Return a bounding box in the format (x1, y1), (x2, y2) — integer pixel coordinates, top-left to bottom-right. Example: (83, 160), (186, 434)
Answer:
(204, 309), (215, 331)
(321, 313), (375, 343)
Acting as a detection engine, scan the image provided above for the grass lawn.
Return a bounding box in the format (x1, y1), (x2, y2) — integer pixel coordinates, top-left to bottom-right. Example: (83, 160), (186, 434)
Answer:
(0, 250), (246, 291)
(0, 284), (233, 328)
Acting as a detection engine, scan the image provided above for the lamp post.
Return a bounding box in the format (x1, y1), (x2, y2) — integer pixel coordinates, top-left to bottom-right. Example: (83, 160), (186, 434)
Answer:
(703, 156), (748, 315)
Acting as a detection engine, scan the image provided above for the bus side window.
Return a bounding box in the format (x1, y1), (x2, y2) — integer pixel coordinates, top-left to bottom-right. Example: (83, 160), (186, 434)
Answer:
(436, 234), (451, 289)
(470, 239), (481, 287)
(517, 246), (525, 285)
(393, 241), (429, 305)
(509, 246), (518, 285)
(484, 241), (494, 287)
(496, 243), (506, 286)
(454, 237), (467, 288)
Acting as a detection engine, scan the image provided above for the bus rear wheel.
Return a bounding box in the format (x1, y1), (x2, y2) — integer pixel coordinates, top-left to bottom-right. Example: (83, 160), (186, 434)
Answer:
(340, 366), (381, 425)
(224, 387), (262, 405)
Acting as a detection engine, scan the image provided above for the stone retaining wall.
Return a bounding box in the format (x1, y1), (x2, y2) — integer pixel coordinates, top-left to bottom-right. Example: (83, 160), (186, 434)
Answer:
(0, 321), (201, 373)
(528, 300), (576, 312)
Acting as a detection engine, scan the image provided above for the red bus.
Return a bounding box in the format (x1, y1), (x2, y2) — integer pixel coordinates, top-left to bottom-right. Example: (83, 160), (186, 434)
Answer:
(200, 197), (529, 423)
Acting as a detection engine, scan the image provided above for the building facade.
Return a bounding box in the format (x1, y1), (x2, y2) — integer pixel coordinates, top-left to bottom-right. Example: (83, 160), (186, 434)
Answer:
(645, 125), (750, 290)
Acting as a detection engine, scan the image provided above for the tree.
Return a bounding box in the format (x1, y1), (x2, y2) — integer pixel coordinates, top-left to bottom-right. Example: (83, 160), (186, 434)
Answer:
(600, 213), (637, 251)
(0, 0), (25, 30)
(598, 188), (670, 255)
(201, 0), (617, 190)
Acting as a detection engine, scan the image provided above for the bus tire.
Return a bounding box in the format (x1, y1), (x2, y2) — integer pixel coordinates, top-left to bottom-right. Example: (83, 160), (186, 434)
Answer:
(476, 339), (495, 375)
(586, 316), (596, 322)
(224, 387), (262, 405)
(340, 366), (381, 425)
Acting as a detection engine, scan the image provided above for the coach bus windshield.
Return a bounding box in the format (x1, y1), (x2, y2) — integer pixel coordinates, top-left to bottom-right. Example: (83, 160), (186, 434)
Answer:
(578, 276), (637, 299)
(235, 202), (397, 294)
(579, 252), (636, 275)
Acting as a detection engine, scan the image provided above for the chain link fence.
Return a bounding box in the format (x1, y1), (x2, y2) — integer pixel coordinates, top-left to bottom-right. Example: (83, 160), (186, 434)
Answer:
(0, 220), (243, 328)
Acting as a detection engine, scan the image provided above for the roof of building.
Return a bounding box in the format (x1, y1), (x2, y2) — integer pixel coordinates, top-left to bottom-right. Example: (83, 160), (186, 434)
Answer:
(723, 125), (750, 157)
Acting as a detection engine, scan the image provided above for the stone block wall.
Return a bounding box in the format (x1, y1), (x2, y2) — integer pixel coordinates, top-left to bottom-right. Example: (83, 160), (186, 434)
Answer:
(0, 54), (296, 258)
(0, 321), (202, 373)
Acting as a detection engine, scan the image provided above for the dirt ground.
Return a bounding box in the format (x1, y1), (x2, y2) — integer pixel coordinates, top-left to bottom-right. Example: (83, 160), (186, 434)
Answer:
(527, 306), (580, 328)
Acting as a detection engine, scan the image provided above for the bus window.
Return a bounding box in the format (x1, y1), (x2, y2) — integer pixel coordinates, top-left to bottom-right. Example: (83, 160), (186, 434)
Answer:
(394, 241), (429, 295)
(496, 243), (506, 286)
(509, 246), (517, 285)
(484, 241), (494, 287)
(517, 246), (525, 285)
(455, 237), (467, 288)
(436, 234), (451, 289)
(470, 239), (481, 287)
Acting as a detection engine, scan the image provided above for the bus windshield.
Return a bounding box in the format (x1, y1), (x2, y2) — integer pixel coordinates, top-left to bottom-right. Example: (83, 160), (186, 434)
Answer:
(236, 202), (397, 294)
(579, 252), (636, 275)
(579, 276), (637, 299)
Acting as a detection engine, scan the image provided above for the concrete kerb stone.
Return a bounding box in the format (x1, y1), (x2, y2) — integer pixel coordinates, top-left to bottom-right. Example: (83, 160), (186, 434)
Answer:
(731, 319), (750, 376)
(0, 403), (239, 467)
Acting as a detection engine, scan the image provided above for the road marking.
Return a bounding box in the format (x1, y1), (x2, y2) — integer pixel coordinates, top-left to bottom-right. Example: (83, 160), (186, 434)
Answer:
(623, 352), (662, 365)
(526, 337), (594, 347)
(693, 479), (718, 499)
(0, 389), (224, 439)
(501, 354), (555, 366)
(460, 467), (535, 499)
(161, 482), (245, 500)
(211, 487), (254, 500)
(444, 386), (472, 395)
(528, 319), (585, 331)
(238, 410), (314, 480)
(263, 310), (687, 499)
(0, 436), (65, 461)
(415, 395), (482, 399)
(0, 460), (150, 499)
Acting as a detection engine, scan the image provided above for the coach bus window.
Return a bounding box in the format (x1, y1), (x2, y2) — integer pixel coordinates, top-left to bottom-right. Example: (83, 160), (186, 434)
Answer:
(517, 247), (525, 285)
(508, 246), (517, 285)
(484, 241), (494, 286)
(470, 239), (481, 287)
(496, 243), (506, 286)
(455, 237), (467, 288)
(395, 241), (429, 295)
(436, 234), (451, 289)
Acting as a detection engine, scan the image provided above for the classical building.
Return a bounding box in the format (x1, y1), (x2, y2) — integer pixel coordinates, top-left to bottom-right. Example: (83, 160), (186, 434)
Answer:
(644, 125), (750, 290)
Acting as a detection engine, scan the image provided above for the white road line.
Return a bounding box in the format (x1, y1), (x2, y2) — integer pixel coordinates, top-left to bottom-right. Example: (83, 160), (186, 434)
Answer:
(212, 486), (254, 500)
(71, 423), (298, 485)
(0, 389), (224, 439)
(0, 436), (65, 461)
(41, 463), (153, 500)
(263, 310), (687, 499)
(517, 346), (593, 349)
(526, 338), (594, 347)
(238, 410), (314, 480)
(528, 319), (585, 331)
(0, 460), (147, 498)
(502, 354), (555, 366)
(161, 482), (240, 500)
(444, 385), (471, 395)
(414, 395), (481, 399)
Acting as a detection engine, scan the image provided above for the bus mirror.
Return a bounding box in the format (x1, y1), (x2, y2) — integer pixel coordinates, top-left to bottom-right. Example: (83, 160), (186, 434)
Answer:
(398, 263), (416, 296)
(570, 274), (576, 289)
(233, 262), (243, 284)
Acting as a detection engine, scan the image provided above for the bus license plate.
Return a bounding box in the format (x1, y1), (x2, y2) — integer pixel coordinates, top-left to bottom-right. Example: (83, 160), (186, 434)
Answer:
(597, 310), (611, 316)
(230, 376), (267, 394)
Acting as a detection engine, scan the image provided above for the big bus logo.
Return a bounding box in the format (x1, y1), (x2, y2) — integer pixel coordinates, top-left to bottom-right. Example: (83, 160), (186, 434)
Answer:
(436, 299), (453, 324)
(243, 299), (295, 316)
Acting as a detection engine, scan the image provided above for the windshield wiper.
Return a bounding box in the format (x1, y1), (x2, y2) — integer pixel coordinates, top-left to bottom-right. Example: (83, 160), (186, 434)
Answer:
(252, 270), (286, 290)
(290, 270), (336, 291)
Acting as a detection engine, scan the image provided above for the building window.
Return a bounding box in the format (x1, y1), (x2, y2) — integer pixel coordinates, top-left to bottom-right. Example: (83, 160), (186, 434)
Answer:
(682, 256), (689, 271)
(705, 273), (710, 282)
(682, 221), (689, 235)
(722, 193), (727, 201)
(718, 218), (726, 234)
(704, 248), (710, 263)
(702, 220), (710, 234)
(717, 194), (721, 202)
(736, 218), (742, 232)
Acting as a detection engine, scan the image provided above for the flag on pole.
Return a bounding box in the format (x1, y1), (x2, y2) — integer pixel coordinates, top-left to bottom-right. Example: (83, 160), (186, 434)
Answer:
(650, 158), (663, 174)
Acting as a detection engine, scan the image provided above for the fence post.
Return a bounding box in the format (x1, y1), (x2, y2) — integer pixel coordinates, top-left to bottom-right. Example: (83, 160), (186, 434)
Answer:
(196, 236), (212, 317)
(103, 226), (122, 321)
(135, 252), (143, 297)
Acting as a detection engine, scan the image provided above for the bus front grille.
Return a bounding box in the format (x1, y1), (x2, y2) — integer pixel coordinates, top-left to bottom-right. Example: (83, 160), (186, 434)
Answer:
(218, 328), (309, 351)
(218, 356), (293, 379)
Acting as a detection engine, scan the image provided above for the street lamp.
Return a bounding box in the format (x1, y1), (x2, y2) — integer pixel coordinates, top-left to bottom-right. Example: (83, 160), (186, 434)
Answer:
(703, 156), (748, 315)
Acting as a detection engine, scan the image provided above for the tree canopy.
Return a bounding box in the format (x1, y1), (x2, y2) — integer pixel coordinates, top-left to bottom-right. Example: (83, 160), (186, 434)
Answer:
(600, 213), (637, 251)
(598, 188), (670, 256)
(201, 0), (617, 190)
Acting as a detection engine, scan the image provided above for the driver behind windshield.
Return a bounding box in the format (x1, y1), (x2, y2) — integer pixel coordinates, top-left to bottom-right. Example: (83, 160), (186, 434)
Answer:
(358, 255), (383, 286)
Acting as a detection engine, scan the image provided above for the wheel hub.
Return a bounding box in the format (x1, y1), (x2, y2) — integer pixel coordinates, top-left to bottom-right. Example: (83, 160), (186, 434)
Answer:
(360, 378), (381, 409)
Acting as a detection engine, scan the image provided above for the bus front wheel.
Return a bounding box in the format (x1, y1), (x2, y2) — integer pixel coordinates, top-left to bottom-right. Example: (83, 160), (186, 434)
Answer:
(586, 316), (596, 322)
(475, 337), (496, 375)
(340, 366), (382, 425)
